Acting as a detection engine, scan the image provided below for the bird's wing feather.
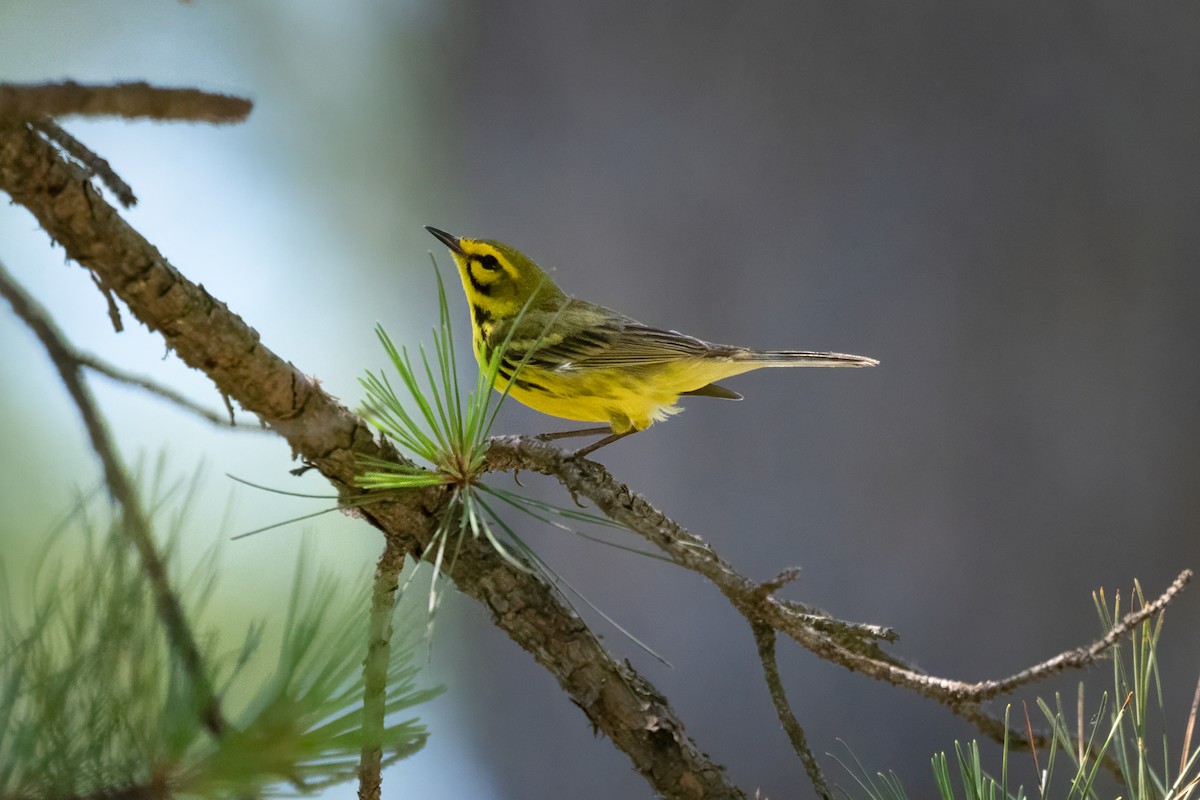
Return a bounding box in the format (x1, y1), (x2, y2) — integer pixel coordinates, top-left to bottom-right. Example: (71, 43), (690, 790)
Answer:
(489, 298), (731, 370)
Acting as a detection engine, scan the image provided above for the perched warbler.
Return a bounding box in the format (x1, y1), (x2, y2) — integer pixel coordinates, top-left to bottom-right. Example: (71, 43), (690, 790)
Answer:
(426, 226), (877, 456)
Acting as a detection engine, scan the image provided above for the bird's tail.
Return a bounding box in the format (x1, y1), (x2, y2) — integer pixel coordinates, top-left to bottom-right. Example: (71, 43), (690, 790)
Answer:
(738, 349), (879, 368)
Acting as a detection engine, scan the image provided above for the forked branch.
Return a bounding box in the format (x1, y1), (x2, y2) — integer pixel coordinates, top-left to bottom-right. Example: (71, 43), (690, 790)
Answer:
(0, 113), (742, 800)
(484, 436), (1192, 751)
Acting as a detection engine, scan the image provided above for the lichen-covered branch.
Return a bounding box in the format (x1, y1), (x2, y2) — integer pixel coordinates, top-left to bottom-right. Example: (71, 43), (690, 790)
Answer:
(752, 623), (831, 799)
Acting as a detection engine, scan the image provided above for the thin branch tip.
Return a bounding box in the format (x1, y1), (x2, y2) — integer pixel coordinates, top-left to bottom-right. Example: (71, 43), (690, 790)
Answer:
(752, 623), (832, 799)
(0, 80), (252, 123)
(756, 567), (802, 599)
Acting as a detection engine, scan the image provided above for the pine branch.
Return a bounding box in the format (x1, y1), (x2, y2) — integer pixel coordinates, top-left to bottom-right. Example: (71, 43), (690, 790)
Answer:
(0, 112), (742, 800)
(4, 84), (1189, 797)
(483, 435), (1192, 758)
(0, 487), (440, 798)
(487, 436), (899, 656)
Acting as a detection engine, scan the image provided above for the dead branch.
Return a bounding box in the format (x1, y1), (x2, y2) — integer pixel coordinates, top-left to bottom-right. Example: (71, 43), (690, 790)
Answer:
(752, 623), (831, 799)
(33, 118), (137, 206)
(0, 81), (251, 123)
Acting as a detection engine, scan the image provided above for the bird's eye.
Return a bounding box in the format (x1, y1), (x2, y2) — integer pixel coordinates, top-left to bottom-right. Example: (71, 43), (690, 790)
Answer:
(478, 254), (501, 271)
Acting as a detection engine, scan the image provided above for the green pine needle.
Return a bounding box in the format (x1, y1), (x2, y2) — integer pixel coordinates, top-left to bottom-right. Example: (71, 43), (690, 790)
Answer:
(357, 258), (562, 491)
(357, 260), (514, 486)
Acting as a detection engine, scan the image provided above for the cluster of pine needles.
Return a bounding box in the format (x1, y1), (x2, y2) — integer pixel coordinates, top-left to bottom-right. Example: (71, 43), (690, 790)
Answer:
(354, 261), (664, 660)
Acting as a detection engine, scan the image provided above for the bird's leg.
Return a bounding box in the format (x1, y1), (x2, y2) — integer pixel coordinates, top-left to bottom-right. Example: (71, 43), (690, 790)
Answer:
(532, 425), (639, 458)
(572, 429), (638, 459)
(534, 426), (613, 442)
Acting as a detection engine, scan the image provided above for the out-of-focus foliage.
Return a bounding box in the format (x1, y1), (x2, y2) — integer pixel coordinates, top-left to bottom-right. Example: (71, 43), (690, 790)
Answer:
(0, 471), (442, 799)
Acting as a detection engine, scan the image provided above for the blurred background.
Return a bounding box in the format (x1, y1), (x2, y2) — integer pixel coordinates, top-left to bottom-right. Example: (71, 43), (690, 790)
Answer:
(2, 1), (1199, 797)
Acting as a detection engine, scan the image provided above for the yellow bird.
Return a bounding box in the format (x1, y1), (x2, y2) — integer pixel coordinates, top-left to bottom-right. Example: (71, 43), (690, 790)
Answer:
(426, 226), (877, 456)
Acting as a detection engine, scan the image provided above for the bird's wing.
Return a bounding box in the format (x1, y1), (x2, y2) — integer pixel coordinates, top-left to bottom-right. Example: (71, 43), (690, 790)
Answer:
(489, 298), (730, 371)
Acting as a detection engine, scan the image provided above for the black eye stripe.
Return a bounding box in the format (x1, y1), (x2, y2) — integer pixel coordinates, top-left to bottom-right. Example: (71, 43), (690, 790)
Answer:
(477, 254), (501, 271)
(466, 266), (492, 295)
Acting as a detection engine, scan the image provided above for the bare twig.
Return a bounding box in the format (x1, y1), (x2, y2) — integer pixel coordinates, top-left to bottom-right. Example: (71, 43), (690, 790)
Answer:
(221, 391), (237, 426)
(0, 259), (226, 738)
(754, 567), (801, 599)
(0, 260), (260, 429)
(78, 353), (263, 430)
(0, 81), (251, 123)
(0, 113), (742, 800)
(88, 272), (124, 332)
(33, 118), (137, 207)
(752, 623), (831, 799)
(358, 535), (411, 800)
(984, 570), (1189, 697)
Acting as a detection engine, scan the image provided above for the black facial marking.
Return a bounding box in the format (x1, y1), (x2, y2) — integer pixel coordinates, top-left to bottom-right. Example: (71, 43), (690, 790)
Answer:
(478, 254), (501, 271)
(466, 267), (492, 296)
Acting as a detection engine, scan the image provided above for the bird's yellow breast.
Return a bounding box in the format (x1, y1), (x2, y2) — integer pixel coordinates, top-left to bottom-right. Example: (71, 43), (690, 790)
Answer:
(479, 337), (755, 433)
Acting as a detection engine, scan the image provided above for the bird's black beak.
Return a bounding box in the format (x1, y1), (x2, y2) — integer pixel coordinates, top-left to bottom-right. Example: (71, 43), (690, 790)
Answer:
(424, 226), (465, 255)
